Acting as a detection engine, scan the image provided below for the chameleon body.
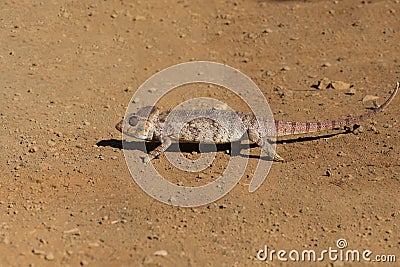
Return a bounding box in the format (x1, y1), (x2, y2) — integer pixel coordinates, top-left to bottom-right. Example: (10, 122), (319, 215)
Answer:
(116, 83), (398, 162)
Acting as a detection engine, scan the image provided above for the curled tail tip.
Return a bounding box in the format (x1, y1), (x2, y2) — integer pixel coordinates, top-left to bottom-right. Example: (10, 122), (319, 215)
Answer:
(376, 81), (399, 111)
(394, 81), (399, 95)
(393, 81), (399, 96)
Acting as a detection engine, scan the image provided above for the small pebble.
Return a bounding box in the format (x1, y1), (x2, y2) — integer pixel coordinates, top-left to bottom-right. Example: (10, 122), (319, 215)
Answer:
(32, 249), (46, 255)
(133, 15), (146, 21)
(337, 151), (346, 157)
(47, 140), (56, 147)
(317, 77), (331, 89)
(153, 250), (168, 256)
(383, 28), (395, 34)
(29, 146), (38, 153)
(331, 81), (351, 90)
(63, 228), (81, 235)
(265, 70), (275, 76)
(344, 88), (356, 95)
(45, 252), (55, 261)
(322, 28), (334, 35)
(88, 242), (100, 248)
(353, 125), (364, 135)
(362, 95), (379, 102)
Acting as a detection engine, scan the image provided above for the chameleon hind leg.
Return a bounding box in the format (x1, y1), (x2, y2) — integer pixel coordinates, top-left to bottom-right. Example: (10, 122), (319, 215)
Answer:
(248, 129), (284, 162)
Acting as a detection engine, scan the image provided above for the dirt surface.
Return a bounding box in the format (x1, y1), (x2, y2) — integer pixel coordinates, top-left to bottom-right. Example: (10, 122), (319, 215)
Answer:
(1, 0), (399, 266)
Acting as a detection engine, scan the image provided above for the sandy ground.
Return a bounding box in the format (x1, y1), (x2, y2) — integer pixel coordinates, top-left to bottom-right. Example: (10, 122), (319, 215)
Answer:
(1, 0), (399, 266)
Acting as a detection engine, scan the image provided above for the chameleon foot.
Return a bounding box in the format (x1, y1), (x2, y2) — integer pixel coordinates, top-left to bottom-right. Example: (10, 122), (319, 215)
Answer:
(273, 154), (285, 162)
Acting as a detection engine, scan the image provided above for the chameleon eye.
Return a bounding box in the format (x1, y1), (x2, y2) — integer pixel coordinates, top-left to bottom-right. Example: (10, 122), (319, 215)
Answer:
(128, 116), (138, 126)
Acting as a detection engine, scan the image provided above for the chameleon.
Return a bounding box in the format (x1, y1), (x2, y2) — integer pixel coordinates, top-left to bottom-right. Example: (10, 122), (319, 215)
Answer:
(116, 82), (398, 162)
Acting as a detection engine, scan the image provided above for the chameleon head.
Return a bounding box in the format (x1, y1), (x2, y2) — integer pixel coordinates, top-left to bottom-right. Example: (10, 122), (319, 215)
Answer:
(116, 106), (160, 140)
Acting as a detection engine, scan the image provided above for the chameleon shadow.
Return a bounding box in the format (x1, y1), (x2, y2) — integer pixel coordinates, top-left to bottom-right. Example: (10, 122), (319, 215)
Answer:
(246, 130), (351, 159)
(97, 139), (163, 153)
(97, 129), (351, 159)
(275, 130), (350, 145)
(97, 139), (244, 155)
(96, 139), (123, 149)
(97, 139), (238, 153)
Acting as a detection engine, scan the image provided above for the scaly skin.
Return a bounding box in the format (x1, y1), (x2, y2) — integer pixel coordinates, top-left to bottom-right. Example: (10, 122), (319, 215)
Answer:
(116, 82), (398, 162)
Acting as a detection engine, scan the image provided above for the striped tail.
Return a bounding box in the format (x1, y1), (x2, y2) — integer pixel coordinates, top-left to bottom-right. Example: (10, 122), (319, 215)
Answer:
(276, 82), (399, 137)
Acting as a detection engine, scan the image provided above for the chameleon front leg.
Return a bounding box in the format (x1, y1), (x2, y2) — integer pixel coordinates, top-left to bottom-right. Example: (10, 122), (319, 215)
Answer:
(248, 129), (284, 162)
(144, 137), (172, 163)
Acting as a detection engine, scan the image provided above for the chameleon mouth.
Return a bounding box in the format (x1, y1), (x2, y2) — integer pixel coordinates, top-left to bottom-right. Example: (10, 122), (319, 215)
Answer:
(121, 131), (148, 139)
